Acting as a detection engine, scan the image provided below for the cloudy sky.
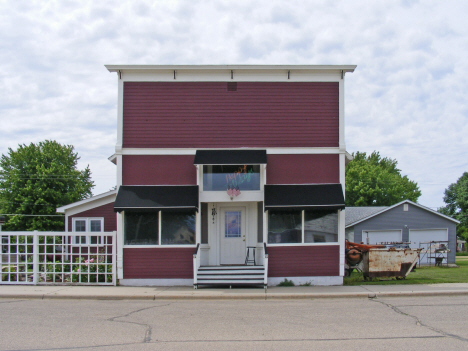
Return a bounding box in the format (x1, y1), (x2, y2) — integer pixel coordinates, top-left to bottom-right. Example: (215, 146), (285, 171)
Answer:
(1, 0), (467, 209)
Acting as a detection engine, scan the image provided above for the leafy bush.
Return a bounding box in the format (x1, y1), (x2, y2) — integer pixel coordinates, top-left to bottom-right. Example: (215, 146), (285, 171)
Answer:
(277, 278), (295, 286)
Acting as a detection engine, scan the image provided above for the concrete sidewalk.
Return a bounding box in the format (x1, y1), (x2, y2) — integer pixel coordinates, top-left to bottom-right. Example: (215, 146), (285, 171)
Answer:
(1, 283), (468, 300)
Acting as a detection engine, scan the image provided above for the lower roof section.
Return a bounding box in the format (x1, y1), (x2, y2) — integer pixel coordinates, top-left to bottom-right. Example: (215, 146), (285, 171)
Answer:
(264, 184), (345, 211)
(114, 185), (199, 213)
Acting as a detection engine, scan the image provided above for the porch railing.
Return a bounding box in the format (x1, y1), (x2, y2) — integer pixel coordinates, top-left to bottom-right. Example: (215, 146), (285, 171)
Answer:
(263, 242), (268, 288)
(193, 243), (200, 288)
(1, 231), (116, 286)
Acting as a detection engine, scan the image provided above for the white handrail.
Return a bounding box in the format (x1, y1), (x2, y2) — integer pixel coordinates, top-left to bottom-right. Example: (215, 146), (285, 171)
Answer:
(193, 243), (200, 289)
(263, 242), (268, 288)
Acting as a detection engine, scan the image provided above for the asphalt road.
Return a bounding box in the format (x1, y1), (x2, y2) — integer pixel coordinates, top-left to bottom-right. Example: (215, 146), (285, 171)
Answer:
(0, 296), (467, 350)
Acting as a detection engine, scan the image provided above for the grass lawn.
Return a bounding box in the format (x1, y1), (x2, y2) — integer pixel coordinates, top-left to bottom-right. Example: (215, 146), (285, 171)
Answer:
(344, 256), (468, 286)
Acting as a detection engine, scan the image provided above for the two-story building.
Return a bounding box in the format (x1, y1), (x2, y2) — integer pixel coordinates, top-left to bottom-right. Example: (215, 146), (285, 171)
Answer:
(58, 65), (356, 287)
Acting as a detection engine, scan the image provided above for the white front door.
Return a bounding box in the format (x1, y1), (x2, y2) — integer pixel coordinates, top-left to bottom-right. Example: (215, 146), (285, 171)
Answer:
(220, 206), (246, 265)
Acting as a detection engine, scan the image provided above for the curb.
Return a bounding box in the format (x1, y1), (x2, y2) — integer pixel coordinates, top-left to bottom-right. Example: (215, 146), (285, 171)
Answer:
(2, 290), (468, 300)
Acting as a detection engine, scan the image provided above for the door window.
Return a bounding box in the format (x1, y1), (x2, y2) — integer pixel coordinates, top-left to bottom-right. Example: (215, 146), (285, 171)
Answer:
(225, 211), (242, 238)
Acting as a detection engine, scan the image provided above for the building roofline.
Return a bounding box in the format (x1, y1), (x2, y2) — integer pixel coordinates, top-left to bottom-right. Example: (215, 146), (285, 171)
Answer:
(108, 153), (117, 165)
(56, 190), (117, 213)
(105, 64), (357, 73)
(345, 199), (460, 228)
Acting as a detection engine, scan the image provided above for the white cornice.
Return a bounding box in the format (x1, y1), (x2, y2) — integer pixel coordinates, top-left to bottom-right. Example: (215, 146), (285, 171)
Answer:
(105, 65), (356, 82)
(105, 64), (357, 73)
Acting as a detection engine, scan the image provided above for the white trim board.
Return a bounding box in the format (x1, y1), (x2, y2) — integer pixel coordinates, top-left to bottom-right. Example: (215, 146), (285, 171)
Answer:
(56, 190), (117, 216)
(118, 147), (346, 156)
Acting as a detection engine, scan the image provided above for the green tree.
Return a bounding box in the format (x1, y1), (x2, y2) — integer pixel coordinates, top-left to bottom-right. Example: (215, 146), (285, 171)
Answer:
(439, 172), (468, 240)
(345, 151), (421, 206)
(0, 140), (94, 231)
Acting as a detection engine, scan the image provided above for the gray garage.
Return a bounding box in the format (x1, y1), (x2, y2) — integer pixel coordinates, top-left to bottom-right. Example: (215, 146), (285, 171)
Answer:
(345, 200), (459, 264)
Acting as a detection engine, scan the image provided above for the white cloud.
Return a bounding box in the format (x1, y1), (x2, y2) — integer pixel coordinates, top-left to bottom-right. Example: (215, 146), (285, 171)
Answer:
(0, 0), (467, 207)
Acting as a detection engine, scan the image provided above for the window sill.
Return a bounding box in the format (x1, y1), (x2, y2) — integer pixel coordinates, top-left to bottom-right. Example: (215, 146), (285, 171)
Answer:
(123, 245), (197, 249)
(266, 242), (340, 246)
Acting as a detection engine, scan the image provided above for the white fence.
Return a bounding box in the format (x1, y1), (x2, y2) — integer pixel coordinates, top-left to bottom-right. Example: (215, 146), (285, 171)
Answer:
(1, 231), (116, 285)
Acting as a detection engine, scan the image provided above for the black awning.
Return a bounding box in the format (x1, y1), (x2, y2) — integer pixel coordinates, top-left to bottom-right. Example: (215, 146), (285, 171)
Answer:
(114, 186), (199, 213)
(194, 150), (267, 165)
(264, 184), (345, 211)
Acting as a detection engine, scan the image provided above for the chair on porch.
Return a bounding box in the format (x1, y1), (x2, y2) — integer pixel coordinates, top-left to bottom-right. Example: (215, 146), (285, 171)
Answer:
(245, 246), (256, 265)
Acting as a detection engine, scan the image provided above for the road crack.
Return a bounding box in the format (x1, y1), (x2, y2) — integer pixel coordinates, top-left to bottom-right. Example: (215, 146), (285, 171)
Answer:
(107, 303), (172, 343)
(370, 298), (468, 343)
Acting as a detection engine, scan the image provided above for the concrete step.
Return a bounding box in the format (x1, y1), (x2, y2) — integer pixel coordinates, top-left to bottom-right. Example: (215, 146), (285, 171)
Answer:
(196, 279), (264, 285)
(197, 274), (264, 280)
(198, 269), (264, 275)
(196, 265), (266, 287)
(199, 265), (263, 271)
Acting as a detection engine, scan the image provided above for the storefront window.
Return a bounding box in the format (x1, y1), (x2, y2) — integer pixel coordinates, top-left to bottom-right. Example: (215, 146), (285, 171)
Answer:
(268, 210), (302, 243)
(161, 212), (195, 245)
(203, 165), (260, 191)
(268, 209), (339, 244)
(304, 210), (338, 243)
(124, 212), (159, 245)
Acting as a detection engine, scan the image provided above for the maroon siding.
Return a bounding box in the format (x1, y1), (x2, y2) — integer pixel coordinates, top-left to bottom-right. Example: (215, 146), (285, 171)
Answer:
(268, 245), (339, 277)
(267, 154), (339, 184)
(123, 248), (193, 279)
(122, 155), (196, 185)
(68, 202), (116, 232)
(123, 82), (339, 148)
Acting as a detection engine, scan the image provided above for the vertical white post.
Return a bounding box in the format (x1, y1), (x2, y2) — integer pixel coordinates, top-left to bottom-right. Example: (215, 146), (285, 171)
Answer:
(32, 233), (38, 285)
(301, 210), (305, 243)
(116, 212), (124, 280)
(339, 153), (346, 277)
(339, 73), (346, 152)
(193, 253), (198, 288)
(116, 75), (124, 153)
(112, 231), (117, 286)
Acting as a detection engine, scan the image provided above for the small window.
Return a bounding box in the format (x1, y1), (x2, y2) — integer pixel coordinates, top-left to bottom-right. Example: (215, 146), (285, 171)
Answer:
(124, 212), (159, 245)
(74, 219), (87, 244)
(75, 220), (86, 232)
(304, 210), (338, 243)
(268, 210), (302, 244)
(404, 204), (409, 211)
(203, 165), (260, 191)
(90, 219), (102, 232)
(72, 218), (104, 245)
(161, 212), (195, 245)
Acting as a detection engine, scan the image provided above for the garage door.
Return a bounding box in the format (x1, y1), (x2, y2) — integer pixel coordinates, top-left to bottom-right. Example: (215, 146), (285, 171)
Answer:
(363, 230), (402, 245)
(409, 229), (448, 249)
